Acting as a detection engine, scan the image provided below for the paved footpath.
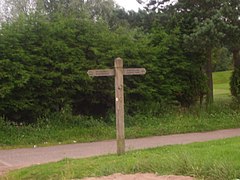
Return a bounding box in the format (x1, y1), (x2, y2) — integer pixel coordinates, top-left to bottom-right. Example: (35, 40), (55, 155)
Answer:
(1, 128), (240, 174)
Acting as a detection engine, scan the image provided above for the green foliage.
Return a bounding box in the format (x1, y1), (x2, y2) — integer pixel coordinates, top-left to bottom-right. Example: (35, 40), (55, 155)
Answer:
(1, 0), (238, 123)
(150, 27), (208, 107)
(0, 12), (123, 121)
(221, 0), (240, 52)
(1, 14), (90, 122)
(212, 48), (232, 72)
(0, 59), (29, 98)
(176, 68), (207, 107)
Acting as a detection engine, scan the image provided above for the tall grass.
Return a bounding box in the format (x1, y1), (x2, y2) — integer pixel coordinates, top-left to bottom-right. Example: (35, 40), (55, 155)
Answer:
(1, 99), (240, 149)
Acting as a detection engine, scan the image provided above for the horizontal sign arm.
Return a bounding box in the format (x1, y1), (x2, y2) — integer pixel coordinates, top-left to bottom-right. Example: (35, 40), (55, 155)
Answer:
(87, 68), (146, 77)
(123, 68), (146, 75)
(87, 69), (115, 77)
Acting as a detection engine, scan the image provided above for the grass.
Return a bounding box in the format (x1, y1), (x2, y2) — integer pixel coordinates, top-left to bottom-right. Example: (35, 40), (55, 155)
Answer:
(213, 70), (232, 100)
(0, 116), (115, 149)
(213, 70), (232, 84)
(3, 137), (240, 180)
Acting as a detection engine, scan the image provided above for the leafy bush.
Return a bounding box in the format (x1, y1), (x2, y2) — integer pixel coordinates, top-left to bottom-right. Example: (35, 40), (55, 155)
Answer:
(176, 68), (207, 107)
(0, 12), (207, 123)
(0, 116), (7, 127)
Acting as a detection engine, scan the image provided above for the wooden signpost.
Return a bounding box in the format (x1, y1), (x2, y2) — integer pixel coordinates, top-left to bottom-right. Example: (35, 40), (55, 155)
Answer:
(87, 58), (146, 155)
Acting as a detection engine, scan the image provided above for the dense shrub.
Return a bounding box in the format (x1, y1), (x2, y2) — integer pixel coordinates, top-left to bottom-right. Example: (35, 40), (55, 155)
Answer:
(0, 12), (207, 123)
(176, 68), (207, 107)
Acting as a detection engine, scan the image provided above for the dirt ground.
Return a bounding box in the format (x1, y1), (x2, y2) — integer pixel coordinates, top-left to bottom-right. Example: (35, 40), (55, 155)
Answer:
(81, 173), (194, 180)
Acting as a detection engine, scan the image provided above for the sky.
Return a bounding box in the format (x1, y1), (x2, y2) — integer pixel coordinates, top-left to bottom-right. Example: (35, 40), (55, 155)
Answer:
(0, 0), (143, 15)
(114, 0), (143, 12)
(0, 0), (149, 19)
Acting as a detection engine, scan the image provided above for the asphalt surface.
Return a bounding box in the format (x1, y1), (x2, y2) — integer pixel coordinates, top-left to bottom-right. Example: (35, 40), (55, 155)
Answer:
(0, 128), (240, 174)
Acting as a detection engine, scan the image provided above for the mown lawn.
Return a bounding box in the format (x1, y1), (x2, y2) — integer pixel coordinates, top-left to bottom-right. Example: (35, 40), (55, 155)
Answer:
(4, 137), (240, 180)
(213, 70), (232, 101)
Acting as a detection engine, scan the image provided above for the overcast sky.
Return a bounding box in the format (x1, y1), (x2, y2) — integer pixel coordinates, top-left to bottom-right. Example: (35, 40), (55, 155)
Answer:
(114, 0), (143, 11)
(0, 1), (142, 14)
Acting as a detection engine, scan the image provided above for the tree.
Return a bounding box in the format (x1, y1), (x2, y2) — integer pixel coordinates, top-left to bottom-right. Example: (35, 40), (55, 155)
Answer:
(220, 1), (240, 101)
(1, 7), (158, 121)
(0, 0), (36, 22)
(143, 0), (225, 104)
(136, 0), (174, 12)
(84, 0), (115, 22)
(221, 0), (240, 69)
(0, 13), (90, 122)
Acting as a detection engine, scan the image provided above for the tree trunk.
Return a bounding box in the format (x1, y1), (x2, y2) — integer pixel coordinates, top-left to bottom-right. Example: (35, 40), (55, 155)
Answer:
(206, 48), (213, 105)
(233, 49), (240, 69)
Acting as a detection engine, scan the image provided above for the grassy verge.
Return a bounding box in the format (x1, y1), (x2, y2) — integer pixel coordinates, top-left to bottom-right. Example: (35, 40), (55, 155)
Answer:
(1, 101), (240, 149)
(4, 137), (240, 180)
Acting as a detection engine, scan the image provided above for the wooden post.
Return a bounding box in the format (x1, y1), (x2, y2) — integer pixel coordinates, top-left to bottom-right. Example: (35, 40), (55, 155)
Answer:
(114, 58), (125, 155)
(87, 57), (146, 155)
